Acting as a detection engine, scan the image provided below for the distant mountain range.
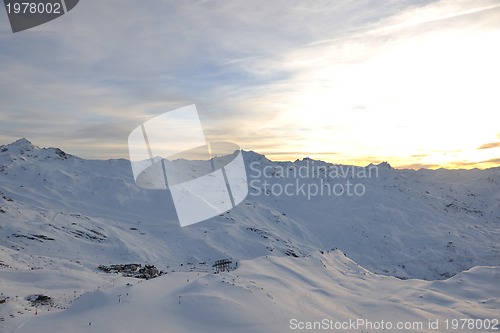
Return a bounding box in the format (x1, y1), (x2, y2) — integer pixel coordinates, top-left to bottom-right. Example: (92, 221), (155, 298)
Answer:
(1, 138), (498, 280)
(1, 138), (499, 332)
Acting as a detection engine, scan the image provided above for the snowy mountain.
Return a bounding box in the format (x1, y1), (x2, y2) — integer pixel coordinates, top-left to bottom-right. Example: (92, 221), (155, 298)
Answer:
(0, 139), (499, 332)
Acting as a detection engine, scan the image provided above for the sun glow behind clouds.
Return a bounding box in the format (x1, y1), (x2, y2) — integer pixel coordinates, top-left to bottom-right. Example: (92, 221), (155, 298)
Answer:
(1, 0), (499, 169)
(261, 4), (500, 169)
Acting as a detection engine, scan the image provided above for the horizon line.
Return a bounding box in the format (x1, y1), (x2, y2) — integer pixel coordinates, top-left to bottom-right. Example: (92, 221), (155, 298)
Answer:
(1, 137), (499, 172)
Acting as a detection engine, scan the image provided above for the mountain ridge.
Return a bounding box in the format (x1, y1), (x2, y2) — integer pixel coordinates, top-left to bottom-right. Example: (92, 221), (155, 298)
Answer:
(1, 138), (498, 281)
(2, 138), (498, 171)
(1, 138), (499, 332)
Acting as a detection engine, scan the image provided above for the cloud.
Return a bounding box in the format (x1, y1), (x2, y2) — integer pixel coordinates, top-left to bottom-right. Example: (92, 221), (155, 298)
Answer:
(445, 158), (500, 168)
(1, 0), (499, 167)
(478, 142), (500, 149)
(396, 158), (500, 170)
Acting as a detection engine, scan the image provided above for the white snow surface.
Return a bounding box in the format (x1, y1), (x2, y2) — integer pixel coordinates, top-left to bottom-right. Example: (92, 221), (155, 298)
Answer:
(0, 138), (499, 332)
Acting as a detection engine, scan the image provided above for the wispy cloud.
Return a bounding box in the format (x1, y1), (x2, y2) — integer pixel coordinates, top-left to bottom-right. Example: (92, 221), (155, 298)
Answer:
(478, 142), (500, 149)
(1, 0), (499, 168)
(447, 158), (500, 169)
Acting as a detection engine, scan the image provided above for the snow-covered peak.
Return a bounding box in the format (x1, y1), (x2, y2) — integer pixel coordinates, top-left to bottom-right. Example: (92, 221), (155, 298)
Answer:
(1, 137), (36, 153)
(241, 150), (271, 163)
(378, 161), (392, 168)
(0, 138), (71, 161)
(366, 161), (392, 169)
(11, 137), (34, 148)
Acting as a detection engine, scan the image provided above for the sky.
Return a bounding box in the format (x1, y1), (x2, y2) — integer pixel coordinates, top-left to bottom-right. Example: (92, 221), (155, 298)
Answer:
(0, 0), (499, 169)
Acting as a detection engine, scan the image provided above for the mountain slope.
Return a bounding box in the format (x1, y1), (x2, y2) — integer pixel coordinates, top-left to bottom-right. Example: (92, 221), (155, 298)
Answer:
(12, 251), (500, 333)
(1, 138), (499, 332)
(1, 139), (498, 279)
